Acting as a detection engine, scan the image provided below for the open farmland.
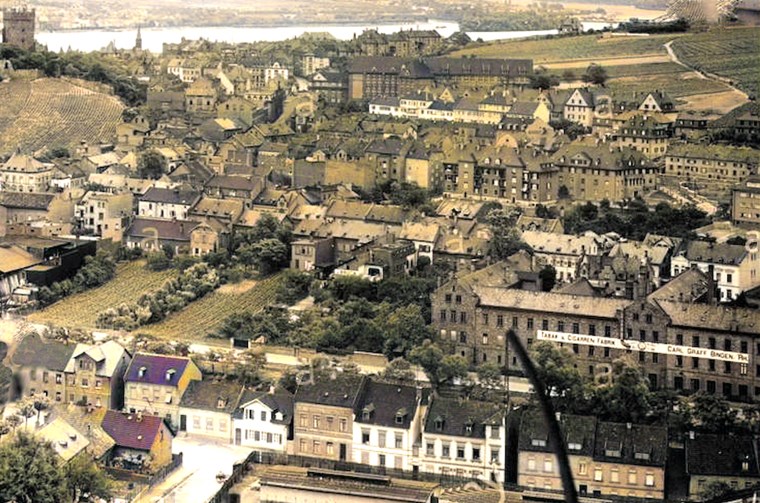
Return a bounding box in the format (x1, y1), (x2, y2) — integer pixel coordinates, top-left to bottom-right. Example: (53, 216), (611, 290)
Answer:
(670, 27), (760, 98)
(606, 72), (731, 99)
(140, 273), (285, 342)
(28, 260), (176, 329)
(0, 77), (124, 155)
(451, 33), (678, 65)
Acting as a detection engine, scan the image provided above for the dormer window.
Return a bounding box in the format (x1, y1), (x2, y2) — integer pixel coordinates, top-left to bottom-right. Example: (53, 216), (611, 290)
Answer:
(217, 398), (227, 409)
(138, 366), (147, 378)
(362, 403), (375, 421)
(742, 459), (750, 472)
(531, 438), (547, 447)
(434, 416), (444, 431)
(165, 369), (176, 382)
(395, 408), (407, 425)
(568, 442), (582, 451)
(604, 440), (622, 458)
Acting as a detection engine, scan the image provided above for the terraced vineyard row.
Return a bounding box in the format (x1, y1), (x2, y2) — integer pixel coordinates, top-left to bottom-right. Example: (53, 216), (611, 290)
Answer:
(606, 72), (730, 99)
(0, 78), (124, 154)
(452, 33), (677, 63)
(141, 272), (285, 341)
(670, 27), (760, 97)
(28, 260), (177, 329)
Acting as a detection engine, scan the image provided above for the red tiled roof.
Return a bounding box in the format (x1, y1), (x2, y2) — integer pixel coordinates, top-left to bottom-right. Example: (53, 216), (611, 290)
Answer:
(102, 410), (170, 451)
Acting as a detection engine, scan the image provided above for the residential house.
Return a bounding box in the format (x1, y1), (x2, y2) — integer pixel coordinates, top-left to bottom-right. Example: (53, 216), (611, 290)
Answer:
(75, 191), (133, 238)
(101, 410), (175, 471)
(353, 381), (424, 473)
(9, 332), (74, 402)
(185, 78), (218, 114)
(564, 89), (601, 127)
(639, 91), (675, 113)
(178, 379), (245, 442)
(124, 217), (199, 254)
(203, 175), (262, 200)
(521, 230), (601, 283)
(232, 390), (294, 452)
(613, 114), (673, 159)
(0, 152), (55, 192)
(420, 397), (506, 483)
(685, 433), (760, 499)
(138, 187), (200, 220)
(732, 175), (760, 229)
(310, 70), (348, 104)
(670, 240), (760, 302)
(293, 373), (368, 462)
(0, 192), (59, 237)
(665, 144), (758, 201)
(36, 417), (92, 464)
(123, 353), (202, 429)
(63, 340), (131, 409)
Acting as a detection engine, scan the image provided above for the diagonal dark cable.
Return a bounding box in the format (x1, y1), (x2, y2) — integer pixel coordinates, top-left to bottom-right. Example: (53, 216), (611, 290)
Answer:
(507, 329), (578, 503)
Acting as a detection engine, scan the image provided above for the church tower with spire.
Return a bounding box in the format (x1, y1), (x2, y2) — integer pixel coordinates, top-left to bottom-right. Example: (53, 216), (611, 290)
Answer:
(134, 26), (142, 51)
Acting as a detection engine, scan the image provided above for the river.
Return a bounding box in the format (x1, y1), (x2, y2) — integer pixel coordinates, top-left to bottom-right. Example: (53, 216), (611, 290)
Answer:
(36, 20), (615, 54)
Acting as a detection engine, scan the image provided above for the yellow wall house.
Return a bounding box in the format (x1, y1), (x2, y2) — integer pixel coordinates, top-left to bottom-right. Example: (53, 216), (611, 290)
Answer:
(102, 410), (175, 471)
(124, 353), (202, 430)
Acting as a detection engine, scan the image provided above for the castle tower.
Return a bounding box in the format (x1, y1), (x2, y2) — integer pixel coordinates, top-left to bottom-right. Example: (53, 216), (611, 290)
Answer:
(2, 7), (36, 51)
(135, 25), (142, 51)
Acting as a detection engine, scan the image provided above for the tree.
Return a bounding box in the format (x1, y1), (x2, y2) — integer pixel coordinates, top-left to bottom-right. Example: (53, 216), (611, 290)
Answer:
(250, 238), (290, 274)
(233, 351), (267, 387)
(138, 150), (165, 179)
(539, 265), (557, 292)
(32, 395), (51, 427)
(476, 362), (502, 388)
(558, 185), (570, 199)
(64, 455), (112, 502)
(529, 72), (560, 90)
(440, 355), (469, 384)
(583, 64), (608, 85)
(382, 304), (432, 359)
(382, 358), (416, 381)
(486, 208), (529, 260)
(531, 341), (587, 413)
(276, 270), (313, 305)
(593, 359), (653, 424)
(0, 432), (68, 502)
(409, 340), (445, 386)
(689, 392), (738, 433)
(699, 480), (732, 501)
(16, 399), (36, 430)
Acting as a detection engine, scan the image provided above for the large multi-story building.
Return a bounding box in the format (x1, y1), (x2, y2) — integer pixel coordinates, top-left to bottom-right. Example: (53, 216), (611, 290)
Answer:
(732, 175), (760, 229)
(2, 7), (35, 51)
(0, 152), (54, 193)
(432, 262), (760, 402)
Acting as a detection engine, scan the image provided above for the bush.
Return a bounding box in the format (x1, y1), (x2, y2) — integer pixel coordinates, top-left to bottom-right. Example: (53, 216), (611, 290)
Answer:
(38, 252), (116, 306)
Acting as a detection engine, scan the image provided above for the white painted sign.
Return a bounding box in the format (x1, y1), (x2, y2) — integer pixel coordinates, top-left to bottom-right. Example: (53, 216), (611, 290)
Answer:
(537, 330), (750, 364)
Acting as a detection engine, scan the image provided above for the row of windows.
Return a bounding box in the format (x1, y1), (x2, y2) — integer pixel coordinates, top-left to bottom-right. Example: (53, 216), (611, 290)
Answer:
(243, 430), (283, 444)
(361, 430), (404, 448)
(298, 413), (348, 432)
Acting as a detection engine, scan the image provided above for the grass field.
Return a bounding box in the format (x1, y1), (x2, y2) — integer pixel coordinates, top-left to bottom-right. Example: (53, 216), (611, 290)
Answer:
(28, 260), (176, 329)
(0, 77), (124, 154)
(670, 27), (760, 98)
(602, 62), (684, 78)
(140, 273), (285, 341)
(606, 72), (731, 99)
(451, 33), (678, 64)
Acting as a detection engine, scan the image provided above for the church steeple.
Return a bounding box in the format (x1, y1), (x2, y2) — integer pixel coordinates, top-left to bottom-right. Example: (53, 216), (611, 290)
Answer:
(134, 25), (142, 51)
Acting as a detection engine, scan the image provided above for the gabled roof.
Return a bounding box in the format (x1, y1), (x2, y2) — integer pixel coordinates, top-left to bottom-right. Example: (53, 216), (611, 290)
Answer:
(476, 288), (629, 319)
(356, 381), (419, 429)
(518, 410), (596, 456)
(0, 244), (43, 274)
(65, 341), (129, 378)
(294, 373), (367, 410)
(180, 379), (245, 414)
(140, 187), (200, 206)
(102, 410), (172, 451)
(655, 300), (760, 334)
(124, 353), (192, 387)
(1, 152), (53, 173)
(593, 421), (667, 467)
(681, 240), (747, 265)
(0, 192), (56, 210)
(11, 332), (74, 372)
(236, 390), (294, 425)
(424, 397), (503, 439)
(125, 217), (199, 242)
(37, 417), (91, 462)
(686, 433), (760, 477)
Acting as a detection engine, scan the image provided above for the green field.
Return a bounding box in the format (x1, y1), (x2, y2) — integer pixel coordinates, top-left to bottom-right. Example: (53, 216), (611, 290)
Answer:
(140, 273), (285, 341)
(670, 27), (760, 98)
(602, 62), (684, 78)
(451, 33), (677, 63)
(606, 72), (731, 99)
(28, 260), (176, 329)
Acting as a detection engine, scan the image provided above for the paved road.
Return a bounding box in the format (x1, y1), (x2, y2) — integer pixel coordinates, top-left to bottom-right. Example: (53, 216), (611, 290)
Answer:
(136, 436), (251, 503)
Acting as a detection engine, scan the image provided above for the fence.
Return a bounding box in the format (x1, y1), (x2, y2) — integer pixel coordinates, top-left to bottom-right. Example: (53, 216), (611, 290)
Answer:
(105, 453), (183, 489)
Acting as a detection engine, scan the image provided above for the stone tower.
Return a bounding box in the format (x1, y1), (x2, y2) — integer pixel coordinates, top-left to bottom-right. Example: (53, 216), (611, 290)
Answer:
(135, 25), (142, 51)
(2, 7), (36, 51)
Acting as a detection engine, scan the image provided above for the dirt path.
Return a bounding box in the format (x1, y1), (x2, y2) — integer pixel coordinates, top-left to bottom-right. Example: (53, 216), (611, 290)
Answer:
(664, 40), (749, 100)
(542, 54), (671, 70)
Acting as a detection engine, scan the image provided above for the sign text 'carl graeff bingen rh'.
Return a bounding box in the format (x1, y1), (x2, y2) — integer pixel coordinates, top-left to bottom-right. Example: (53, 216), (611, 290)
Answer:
(537, 330), (750, 364)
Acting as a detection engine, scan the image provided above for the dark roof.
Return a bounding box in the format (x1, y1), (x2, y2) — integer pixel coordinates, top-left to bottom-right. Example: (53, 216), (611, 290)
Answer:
(686, 433), (760, 477)
(180, 379), (245, 414)
(424, 397), (503, 439)
(205, 174), (259, 191)
(140, 187), (200, 205)
(124, 353), (192, 386)
(11, 332), (75, 372)
(125, 217), (199, 242)
(102, 410), (171, 451)
(518, 410), (596, 456)
(683, 240), (747, 265)
(427, 57), (532, 77)
(294, 373), (367, 410)
(366, 137), (405, 156)
(356, 381), (419, 429)
(0, 192), (55, 210)
(236, 390), (295, 425)
(593, 421), (667, 467)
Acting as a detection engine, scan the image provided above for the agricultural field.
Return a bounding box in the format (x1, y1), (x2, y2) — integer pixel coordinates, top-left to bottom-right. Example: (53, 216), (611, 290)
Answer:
(0, 77), (124, 155)
(670, 27), (760, 98)
(602, 62), (684, 78)
(606, 72), (731, 99)
(140, 273), (285, 342)
(451, 33), (678, 64)
(27, 260), (176, 329)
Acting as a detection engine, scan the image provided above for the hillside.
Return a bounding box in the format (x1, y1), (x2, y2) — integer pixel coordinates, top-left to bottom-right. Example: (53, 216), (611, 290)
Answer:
(0, 77), (124, 155)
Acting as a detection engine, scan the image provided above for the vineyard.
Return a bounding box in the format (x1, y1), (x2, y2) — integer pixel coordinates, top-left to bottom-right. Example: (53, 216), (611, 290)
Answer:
(670, 27), (760, 98)
(0, 77), (124, 154)
(140, 272), (285, 342)
(451, 33), (677, 64)
(606, 72), (731, 99)
(28, 260), (177, 329)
